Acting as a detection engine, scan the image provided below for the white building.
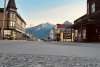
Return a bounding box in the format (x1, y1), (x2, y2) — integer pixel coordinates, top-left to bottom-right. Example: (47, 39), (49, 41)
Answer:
(49, 28), (55, 41)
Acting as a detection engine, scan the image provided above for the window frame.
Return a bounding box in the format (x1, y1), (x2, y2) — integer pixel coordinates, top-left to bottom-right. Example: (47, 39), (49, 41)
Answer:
(9, 21), (15, 27)
(4, 30), (11, 35)
(91, 3), (95, 13)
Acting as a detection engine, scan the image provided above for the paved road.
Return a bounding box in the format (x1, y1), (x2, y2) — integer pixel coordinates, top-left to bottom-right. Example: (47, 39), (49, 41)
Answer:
(0, 40), (100, 67)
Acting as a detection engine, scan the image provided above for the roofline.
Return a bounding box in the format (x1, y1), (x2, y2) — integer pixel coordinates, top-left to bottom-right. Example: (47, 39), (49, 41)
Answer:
(74, 14), (87, 23)
(16, 12), (26, 25)
(0, 8), (26, 25)
(7, 0), (17, 10)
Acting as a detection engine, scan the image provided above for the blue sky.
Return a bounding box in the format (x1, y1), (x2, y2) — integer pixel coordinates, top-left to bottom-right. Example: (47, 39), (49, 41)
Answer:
(0, 0), (87, 27)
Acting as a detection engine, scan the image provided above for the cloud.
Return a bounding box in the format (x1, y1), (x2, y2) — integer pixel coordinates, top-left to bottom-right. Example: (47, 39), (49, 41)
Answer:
(26, 4), (86, 27)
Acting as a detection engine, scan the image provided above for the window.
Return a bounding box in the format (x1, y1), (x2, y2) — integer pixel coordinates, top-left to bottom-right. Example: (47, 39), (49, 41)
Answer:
(83, 29), (86, 39)
(91, 3), (95, 13)
(9, 21), (15, 27)
(4, 30), (11, 35)
(22, 23), (25, 28)
(10, 13), (16, 19)
(75, 30), (78, 37)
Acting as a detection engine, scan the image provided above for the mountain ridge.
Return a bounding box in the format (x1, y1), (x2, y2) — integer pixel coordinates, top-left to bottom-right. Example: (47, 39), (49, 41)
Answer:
(26, 23), (54, 39)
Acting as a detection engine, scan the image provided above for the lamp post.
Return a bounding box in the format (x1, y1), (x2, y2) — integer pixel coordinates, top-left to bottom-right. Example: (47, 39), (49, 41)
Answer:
(1, 0), (7, 39)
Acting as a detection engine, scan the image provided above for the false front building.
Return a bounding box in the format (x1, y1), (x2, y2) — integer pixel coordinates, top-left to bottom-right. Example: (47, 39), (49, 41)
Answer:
(54, 21), (73, 42)
(74, 0), (100, 42)
(0, 0), (27, 40)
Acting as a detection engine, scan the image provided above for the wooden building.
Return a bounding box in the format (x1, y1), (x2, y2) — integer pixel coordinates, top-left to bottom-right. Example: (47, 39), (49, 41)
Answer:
(54, 24), (64, 41)
(74, 0), (100, 42)
(0, 0), (27, 40)
(54, 22), (73, 42)
(63, 21), (73, 42)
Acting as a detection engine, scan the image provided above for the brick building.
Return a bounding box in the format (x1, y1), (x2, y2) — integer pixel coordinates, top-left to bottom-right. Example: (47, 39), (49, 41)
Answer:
(0, 0), (27, 40)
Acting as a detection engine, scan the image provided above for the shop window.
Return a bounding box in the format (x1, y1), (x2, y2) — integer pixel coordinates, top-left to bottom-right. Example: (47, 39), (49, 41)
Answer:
(4, 30), (11, 35)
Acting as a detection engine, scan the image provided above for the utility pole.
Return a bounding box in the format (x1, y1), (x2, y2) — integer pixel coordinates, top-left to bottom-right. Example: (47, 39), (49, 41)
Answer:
(1, 0), (7, 39)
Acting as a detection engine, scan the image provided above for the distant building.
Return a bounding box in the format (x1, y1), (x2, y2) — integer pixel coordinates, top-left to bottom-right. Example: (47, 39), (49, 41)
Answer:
(63, 21), (73, 42)
(0, 0), (27, 40)
(74, 0), (100, 42)
(49, 27), (55, 41)
(54, 24), (64, 41)
(54, 22), (73, 42)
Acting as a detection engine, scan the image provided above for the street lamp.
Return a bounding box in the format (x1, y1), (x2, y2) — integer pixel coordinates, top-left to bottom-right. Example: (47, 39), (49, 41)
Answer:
(1, 0), (7, 39)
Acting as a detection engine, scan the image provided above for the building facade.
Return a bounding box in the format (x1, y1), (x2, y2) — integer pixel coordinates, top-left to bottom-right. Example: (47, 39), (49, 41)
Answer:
(64, 21), (73, 42)
(54, 23), (73, 42)
(49, 28), (55, 41)
(0, 0), (27, 40)
(74, 0), (100, 42)
(54, 24), (65, 41)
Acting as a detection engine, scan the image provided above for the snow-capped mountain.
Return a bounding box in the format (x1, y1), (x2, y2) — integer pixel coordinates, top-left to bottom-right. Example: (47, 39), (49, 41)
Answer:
(26, 23), (54, 39)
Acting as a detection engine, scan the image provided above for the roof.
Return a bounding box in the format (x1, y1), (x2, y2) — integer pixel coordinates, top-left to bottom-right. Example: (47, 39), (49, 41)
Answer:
(0, 8), (26, 25)
(73, 14), (88, 28)
(0, 0), (26, 25)
(7, 0), (17, 10)
(74, 14), (88, 25)
(73, 10), (100, 28)
(16, 12), (26, 25)
(64, 21), (72, 25)
(74, 14), (87, 23)
(64, 21), (73, 28)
